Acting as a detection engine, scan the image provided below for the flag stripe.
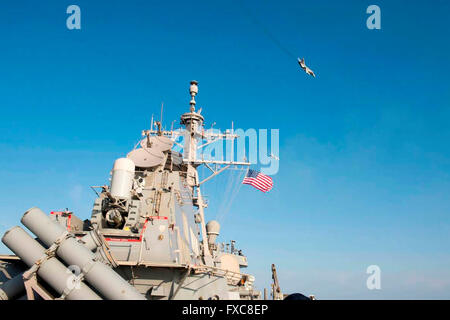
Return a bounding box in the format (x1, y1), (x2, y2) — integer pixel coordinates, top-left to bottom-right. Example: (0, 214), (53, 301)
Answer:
(244, 180), (270, 190)
(258, 174), (272, 182)
(258, 176), (272, 184)
(251, 180), (271, 189)
(243, 182), (270, 192)
(243, 176), (272, 185)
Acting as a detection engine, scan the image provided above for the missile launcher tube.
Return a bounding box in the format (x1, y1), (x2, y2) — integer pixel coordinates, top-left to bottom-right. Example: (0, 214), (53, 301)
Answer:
(81, 230), (102, 251)
(0, 273), (25, 300)
(21, 207), (145, 300)
(1, 226), (102, 300)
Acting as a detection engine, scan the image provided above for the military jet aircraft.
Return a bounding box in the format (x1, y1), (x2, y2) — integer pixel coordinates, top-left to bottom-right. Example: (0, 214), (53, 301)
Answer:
(297, 58), (316, 77)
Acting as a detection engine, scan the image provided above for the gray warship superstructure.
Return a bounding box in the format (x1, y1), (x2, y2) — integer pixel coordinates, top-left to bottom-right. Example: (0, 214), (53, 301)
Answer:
(0, 81), (290, 300)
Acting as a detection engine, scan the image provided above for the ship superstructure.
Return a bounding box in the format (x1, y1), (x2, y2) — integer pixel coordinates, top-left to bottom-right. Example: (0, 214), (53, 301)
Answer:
(0, 81), (269, 300)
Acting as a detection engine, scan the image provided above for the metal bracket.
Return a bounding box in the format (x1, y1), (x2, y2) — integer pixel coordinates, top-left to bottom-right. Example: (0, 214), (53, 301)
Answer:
(22, 231), (74, 300)
(23, 273), (54, 300)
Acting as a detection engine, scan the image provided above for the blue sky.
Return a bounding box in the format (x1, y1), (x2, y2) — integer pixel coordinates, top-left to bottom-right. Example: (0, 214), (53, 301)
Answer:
(0, 0), (449, 299)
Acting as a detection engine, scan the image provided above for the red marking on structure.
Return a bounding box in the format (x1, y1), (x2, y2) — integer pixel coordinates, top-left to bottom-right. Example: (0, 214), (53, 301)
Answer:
(50, 211), (72, 231)
(67, 215), (72, 231)
(105, 218), (154, 243)
(148, 216), (168, 220)
(104, 237), (141, 243)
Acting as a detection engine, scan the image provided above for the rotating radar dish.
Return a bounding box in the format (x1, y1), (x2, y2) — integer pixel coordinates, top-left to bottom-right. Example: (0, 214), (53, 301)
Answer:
(127, 148), (165, 168)
(140, 136), (173, 152)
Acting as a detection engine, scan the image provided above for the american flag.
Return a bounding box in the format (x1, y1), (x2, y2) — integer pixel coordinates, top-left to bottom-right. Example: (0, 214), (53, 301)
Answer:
(242, 169), (273, 193)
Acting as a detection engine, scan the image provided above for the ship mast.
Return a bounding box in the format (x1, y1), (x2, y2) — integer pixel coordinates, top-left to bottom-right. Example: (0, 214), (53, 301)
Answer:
(142, 81), (250, 264)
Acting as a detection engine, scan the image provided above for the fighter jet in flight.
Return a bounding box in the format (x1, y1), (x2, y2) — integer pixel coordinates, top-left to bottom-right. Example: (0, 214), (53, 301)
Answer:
(297, 58), (316, 78)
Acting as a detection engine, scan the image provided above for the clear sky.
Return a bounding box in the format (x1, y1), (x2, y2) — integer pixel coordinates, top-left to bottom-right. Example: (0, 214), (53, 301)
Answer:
(0, 0), (449, 299)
